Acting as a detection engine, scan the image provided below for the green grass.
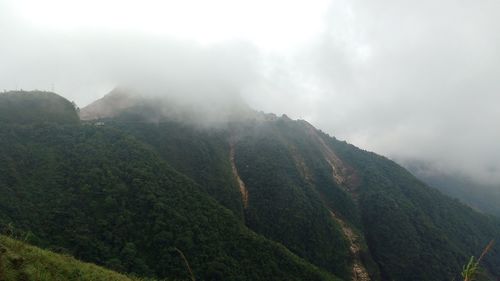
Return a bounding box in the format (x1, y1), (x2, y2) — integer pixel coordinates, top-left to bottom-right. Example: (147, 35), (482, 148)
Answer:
(0, 235), (147, 281)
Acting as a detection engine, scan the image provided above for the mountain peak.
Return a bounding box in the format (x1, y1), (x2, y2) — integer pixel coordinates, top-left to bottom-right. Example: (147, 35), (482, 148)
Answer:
(80, 87), (258, 126)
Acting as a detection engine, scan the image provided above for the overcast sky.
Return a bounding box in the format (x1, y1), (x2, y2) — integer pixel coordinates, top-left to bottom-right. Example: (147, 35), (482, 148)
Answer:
(1, 0), (500, 184)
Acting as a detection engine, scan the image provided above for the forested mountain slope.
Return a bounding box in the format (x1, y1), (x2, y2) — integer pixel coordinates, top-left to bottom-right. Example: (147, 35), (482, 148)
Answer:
(1, 90), (500, 281)
(82, 90), (500, 281)
(0, 91), (339, 281)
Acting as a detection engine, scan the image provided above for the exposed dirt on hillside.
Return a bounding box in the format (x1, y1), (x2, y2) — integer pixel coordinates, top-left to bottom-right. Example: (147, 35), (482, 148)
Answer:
(330, 211), (371, 281)
(290, 148), (370, 280)
(295, 121), (370, 280)
(301, 122), (361, 199)
(229, 143), (249, 209)
(289, 145), (314, 183)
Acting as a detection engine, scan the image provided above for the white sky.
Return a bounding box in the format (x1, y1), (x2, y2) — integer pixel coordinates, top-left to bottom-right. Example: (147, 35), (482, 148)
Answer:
(8, 0), (330, 51)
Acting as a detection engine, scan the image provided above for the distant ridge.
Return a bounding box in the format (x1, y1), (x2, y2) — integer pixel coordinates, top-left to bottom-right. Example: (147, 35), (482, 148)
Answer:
(0, 90), (79, 124)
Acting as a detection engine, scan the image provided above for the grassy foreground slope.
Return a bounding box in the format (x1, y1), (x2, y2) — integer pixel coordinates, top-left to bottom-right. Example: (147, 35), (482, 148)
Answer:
(0, 235), (140, 281)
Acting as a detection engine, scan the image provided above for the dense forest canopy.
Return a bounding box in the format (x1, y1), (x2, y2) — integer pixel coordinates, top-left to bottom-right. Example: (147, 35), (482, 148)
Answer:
(0, 91), (499, 281)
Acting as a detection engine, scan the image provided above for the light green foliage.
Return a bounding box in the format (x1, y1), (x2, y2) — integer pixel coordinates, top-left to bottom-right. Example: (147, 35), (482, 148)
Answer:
(0, 235), (141, 281)
(462, 256), (480, 281)
(461, 240), (494, 281)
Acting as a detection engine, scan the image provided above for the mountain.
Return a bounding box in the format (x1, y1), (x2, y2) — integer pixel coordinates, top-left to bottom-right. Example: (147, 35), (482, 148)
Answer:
(0, 90), (79, 125)
(82, 90), (500, 281)
(1, 90), (500, 281)
(0, 234), (139, 281)
(0, 91), (340, 281)
(80, 88), (257, 126)
(79, 88), (139, 121)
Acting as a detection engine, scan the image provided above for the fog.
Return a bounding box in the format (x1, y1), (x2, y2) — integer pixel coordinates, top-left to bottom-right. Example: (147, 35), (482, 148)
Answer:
(1, 0), (500, 185)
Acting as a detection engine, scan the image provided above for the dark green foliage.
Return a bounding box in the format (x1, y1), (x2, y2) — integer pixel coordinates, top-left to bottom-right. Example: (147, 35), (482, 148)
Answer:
(0, 123), (339, 281)
(108, 115), (355, 279)
(0, 91), (79, 125)
(232, 120), (352, 280)
(110, 120), (244, 218)
(325, 133), (500, 281)
(103, 115), (350, 278)
(3, 90), (500, 281)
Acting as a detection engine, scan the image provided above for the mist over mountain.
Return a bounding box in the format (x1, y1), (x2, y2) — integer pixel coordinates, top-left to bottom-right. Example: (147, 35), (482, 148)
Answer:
(2, 0), (500, 190)
(80, 87), (257, 127)
(3, 89), (498, 280)
(1, 0), (500, 280)
(404, 160), (500, 218)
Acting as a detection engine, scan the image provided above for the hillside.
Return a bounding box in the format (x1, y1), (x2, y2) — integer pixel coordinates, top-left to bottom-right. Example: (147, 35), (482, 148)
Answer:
(0, 91), (79, 125)
(85, 90), (500, 281)
(1, 90), (500, 281)
(0, 92), (339, 281)
(0, 235), (139, 281)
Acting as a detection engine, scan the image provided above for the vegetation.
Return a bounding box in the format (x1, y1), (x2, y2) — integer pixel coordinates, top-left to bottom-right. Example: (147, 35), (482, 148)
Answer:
(232, 120), (353, 280)
(0, 234), (141, 281)
(0, 91), (342, 281)
(102, 102), (500, 281)
(461, 240), (494, 281)
(0, 123), (339, 281)
(111, 119), (244, 218)
(0, 91), (79, 125)
(2, 91), (500, 281)
(325, 131), (500, 281)
(109, 116), (354, 280)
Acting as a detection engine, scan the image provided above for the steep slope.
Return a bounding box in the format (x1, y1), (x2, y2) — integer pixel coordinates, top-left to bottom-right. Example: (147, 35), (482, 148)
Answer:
(0, 123), (339, 281)
(0, 91), (79, 125)
(324, 131), (500, 281)
(111, 120), (245, 219)
(0, 235), (139, 281)
(86, 90), (500, 281)
(108, 117), (353, 280)
(79, 88), (139, 121)
(232, 120), (355, 280)
(0, 92), (341, 281)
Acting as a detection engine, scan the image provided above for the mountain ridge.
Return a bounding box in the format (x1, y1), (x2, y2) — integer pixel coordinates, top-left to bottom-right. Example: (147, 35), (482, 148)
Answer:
(0, 90), (499, 281)
(81, 89), (500, 280)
